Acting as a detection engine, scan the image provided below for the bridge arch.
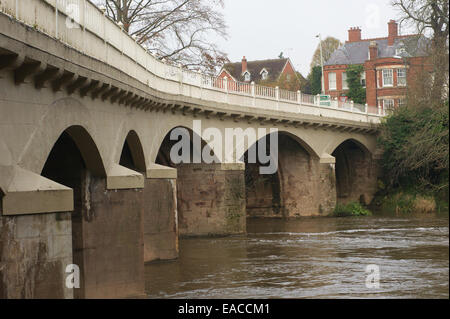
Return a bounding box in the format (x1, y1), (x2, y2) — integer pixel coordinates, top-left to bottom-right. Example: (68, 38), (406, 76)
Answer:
(40, 124), (106, 299)
(119, 130), (147, 173)
(325, 135), (374, 159)
(331, 138), (375, 205)
(231, 129), (320, 165)
(41, 125), (106, 178)
(19, 97), (108, 176)
(244, 131), (325, 218)
(155, 125), (219, 166)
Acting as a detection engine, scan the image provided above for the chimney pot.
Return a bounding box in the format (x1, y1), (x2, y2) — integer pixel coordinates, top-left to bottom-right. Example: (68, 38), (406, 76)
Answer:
(348, 26), (361, 42)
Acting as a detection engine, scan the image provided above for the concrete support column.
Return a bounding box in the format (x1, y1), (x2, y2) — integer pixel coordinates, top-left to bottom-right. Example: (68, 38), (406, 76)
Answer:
(0, 211), (73, 299)
(143, 164), (179, 263)
(74, 175), (144, 299)
(176, 163), (246, 237)
(280, 156), (337, 217)
(317, 157), (337, 214)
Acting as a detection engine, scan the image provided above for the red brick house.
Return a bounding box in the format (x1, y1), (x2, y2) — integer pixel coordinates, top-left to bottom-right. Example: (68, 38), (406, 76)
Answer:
(324, 20), (429, 109)
(217, 57), (299, 90)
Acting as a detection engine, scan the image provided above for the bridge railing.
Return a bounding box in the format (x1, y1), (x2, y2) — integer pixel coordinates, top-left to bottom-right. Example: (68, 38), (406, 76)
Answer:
(0, 0), (385, 121)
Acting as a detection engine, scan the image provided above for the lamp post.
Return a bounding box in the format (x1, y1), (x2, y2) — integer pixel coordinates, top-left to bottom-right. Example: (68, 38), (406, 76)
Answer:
(316, 34), (325, 95)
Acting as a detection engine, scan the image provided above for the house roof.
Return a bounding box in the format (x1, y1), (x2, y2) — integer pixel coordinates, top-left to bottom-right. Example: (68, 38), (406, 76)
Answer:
(325, 35), (429, 66)
(221, 58), (291, 82)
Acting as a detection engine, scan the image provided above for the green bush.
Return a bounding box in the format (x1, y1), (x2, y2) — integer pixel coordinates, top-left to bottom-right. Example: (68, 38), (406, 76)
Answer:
(333, 202), (372, 217)
(377, 102), (449, 205)
(346, 65), (366, 104)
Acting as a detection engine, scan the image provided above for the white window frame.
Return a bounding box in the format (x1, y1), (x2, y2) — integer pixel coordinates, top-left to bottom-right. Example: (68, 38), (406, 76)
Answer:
(360, 71), (366, 88)
(328, 72), (337, 90)
(382, 69), (393, 87)
(397, 68), (406, 86)
(244, 71), (251, 82)
(261, 71), (268, 80)
(342, 72), (348, 90)
(395, 47), (406, 56)
(398, 98), (406, 107)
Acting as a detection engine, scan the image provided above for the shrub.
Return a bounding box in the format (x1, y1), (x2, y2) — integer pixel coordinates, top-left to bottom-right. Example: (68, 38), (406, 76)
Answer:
(376, 192), (437, 214)
(333, 202), (372, 217)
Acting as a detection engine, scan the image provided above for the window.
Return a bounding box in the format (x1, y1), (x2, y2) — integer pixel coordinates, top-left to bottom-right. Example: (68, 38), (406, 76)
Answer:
(261, 70), (268, 80)
(395, 47), (406, 56)
(382, 69), (393, 87)
(361, 71), (366, 87)
(244, 71), (251, 82)
(286, 74), (291, 81)
(397, 68), (406, 86)
(342, 72), (348, 89)
(398, 98), (406, 107)
(383, 99), (395, 110)
(328, 72), (336, 90)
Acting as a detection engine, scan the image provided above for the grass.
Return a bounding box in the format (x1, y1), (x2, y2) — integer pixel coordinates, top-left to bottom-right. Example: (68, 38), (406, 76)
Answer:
(333, 201), (372, 217)
(375, 192), (437, 214)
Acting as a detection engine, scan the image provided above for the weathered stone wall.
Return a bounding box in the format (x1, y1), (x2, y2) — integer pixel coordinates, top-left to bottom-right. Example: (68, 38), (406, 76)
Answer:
(0, 211), (73, 299)
(245, 163), (282, 218)
(142, 178), (178, 263)
(76, 176), (144, 298)
(277, 136), (336, 217)
(333, 141), (379, 205)
(176, 164), (246, 237)
(245, 136), (337, 218)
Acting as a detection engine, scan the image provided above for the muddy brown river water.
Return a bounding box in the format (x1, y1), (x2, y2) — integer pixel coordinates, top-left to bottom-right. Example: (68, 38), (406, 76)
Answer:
(145, 213), (449, 298)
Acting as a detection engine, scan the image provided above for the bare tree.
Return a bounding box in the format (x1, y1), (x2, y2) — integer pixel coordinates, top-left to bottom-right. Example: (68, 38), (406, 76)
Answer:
(95, 0), (229, 73)
(309, 37), (342, 70)
(392, 0), (449, 105)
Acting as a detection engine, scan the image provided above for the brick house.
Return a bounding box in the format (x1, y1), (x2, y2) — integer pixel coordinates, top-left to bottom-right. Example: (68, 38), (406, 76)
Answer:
(324, 20), (429, 109)
(217, 56), (299, 91)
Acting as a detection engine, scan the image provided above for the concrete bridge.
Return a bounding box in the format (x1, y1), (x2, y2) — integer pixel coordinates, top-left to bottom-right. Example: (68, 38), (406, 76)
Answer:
(0, 0), (382, 298)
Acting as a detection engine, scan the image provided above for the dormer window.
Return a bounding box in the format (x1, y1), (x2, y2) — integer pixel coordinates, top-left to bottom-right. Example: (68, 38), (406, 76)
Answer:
(396, 47), (406, 56)
(243, 71), (251, 82)
(260, 69), (269, 80)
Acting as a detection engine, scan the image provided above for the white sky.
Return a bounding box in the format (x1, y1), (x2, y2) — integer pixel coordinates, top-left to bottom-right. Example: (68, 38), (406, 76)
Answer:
(216, 0), (413, 76)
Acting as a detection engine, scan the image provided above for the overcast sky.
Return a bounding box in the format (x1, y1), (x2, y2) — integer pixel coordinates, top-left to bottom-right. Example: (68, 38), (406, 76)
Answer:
(216, 0), (412, 76)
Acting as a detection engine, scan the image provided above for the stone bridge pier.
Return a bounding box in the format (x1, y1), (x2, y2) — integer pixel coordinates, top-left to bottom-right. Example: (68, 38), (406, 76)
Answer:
(245, 133), (337, 218)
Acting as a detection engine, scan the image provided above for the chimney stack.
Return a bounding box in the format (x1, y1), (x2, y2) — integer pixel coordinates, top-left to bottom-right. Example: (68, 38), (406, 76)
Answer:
(369, 41), (378, 60)
(388, 20), (398, 45)
(242, 56), (247, 74)
(348, 27), (362, 42)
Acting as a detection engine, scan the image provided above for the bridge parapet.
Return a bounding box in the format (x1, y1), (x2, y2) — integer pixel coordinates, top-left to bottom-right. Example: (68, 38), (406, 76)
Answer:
(0, 0), (383, 123)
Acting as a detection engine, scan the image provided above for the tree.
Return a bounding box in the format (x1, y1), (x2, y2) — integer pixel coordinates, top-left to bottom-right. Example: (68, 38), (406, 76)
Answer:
(375, 0), (449, 206)
(296, 72), (310, 94)
(95, 0), (229, 73)
(310, 37), (342, 70)
(346, 65), (366, 104)
(306, 66), (322, 95)
(392, 0), (449, 105)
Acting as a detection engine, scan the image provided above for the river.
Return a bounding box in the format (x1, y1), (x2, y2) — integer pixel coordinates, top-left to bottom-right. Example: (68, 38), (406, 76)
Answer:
(145, 213), (449, 299)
